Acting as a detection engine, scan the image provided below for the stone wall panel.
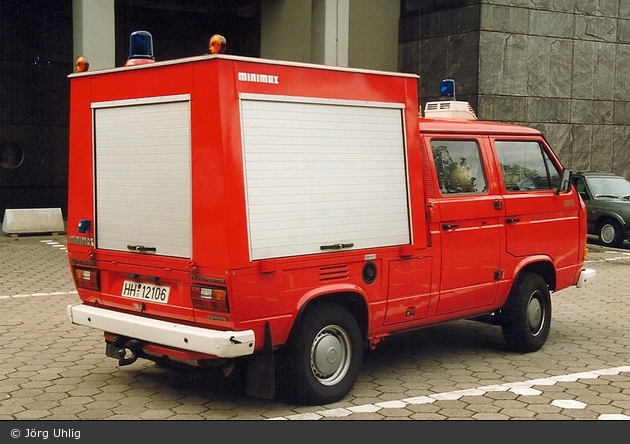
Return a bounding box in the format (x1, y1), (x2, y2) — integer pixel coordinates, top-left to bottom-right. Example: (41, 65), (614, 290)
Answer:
(589, 124), (615, 172)
(571, 124), (595, 171)
(613, 102), (630, 126)
(571, 99), (613, 125)
(540, 122), (573, 166)
(530, 10), (574, 38)
(612, 126), (630, 178)
(481, 5), (528, 34)
(575, 15), (617, 42)
(614, 45), (630, 99)
(527, 97), (571, 123)
(478, 95), (527, 122)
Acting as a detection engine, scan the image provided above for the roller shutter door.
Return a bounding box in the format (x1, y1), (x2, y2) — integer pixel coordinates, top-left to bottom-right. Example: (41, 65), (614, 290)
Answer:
(240, 96), (411, 260)
(93, 96), (192, 258)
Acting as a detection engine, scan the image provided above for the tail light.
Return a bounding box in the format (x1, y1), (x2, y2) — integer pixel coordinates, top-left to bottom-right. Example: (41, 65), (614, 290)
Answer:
(191, 285), (229, 313)
(73, 268), (100, 291)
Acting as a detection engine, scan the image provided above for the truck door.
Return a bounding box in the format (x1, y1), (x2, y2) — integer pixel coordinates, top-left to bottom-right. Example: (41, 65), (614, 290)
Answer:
(427, 138), (503, 315)
(492, 138), (580, 267)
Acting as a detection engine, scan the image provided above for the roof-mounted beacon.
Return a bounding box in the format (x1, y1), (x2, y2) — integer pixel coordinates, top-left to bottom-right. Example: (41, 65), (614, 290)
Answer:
(125, 31), (156, 66)
(423, 79), (477, 120)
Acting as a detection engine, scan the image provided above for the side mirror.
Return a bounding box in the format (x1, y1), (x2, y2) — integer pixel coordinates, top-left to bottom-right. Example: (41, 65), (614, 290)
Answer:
(556, 168), (572, 194)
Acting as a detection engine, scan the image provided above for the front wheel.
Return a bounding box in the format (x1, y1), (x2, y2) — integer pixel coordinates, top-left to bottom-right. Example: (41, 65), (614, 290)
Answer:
(288, 303), (363, 405)
(501, 272), (551, 353)
(598, 220), (624, 248)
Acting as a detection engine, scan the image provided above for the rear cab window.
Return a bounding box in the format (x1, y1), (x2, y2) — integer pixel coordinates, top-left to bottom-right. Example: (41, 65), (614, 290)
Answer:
(430, 140), (488, 195)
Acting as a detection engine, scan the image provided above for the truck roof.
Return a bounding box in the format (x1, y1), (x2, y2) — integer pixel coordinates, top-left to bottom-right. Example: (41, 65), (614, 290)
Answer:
(68, 53), (420, 80)
(419, 117), (543, 136)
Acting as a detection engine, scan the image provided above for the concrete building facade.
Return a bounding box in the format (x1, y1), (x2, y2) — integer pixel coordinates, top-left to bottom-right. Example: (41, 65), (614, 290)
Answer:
(2, 0), (629, 220)
(402, 0), (630, 178)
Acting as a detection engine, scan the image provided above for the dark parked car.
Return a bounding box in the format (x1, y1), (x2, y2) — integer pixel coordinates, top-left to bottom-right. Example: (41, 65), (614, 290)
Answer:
(571, 171), (630, 247)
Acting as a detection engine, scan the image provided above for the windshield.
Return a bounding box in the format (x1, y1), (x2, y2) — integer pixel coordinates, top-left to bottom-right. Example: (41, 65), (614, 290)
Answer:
(588, 176), (630, 199)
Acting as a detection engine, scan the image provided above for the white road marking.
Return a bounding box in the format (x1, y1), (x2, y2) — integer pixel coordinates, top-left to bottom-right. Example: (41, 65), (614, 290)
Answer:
(268, 366), (630, 420)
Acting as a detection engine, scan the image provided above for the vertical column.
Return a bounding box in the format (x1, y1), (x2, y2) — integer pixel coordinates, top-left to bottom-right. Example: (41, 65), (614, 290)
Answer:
(347, 0), (399, 71)
(312, 0), (349, 67)
(261, 0), (312, 62)
(72, 0), (115, 70)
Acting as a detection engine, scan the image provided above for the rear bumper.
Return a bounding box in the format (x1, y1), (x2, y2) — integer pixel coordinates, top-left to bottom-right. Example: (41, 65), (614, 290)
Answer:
(576, 268), (596, 288)
(67, 304), (255, 358)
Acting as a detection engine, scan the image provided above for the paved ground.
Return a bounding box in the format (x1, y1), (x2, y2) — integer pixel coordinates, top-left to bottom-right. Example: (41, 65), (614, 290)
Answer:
(1, 232), (629, 421)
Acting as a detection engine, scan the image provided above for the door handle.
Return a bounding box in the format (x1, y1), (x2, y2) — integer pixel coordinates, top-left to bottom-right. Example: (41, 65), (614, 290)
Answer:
(506, 218), (520, 224)
(442, 223), (459, 230)
(127, 245), (157, 253)
(320, 243), (354, 250)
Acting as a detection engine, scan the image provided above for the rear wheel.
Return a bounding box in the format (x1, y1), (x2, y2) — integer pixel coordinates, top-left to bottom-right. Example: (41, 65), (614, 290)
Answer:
(598, 220), (624, 248)
(501, 272), (551, 353)
(289, 303), (363, 405)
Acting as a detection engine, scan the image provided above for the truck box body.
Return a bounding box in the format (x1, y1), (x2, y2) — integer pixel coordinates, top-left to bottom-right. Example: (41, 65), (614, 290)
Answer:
(67, 52), (595, 405)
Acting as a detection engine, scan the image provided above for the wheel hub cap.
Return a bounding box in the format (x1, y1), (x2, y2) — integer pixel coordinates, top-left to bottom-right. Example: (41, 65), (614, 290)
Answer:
(312, 334), (342, 377)
(527, 297), (542, 332)
(602, 225), (614, 243)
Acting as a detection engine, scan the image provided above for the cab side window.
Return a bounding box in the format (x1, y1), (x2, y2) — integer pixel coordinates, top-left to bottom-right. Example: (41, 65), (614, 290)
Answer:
(495, 141), (560, 191)
(430, 140), (487, 195)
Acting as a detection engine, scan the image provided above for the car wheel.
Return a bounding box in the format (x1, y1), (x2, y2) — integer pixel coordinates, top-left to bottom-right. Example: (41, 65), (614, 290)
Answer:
(598, 220), (624, 248)
(501, 272), (551, 353)
(288, 303), (363, 405)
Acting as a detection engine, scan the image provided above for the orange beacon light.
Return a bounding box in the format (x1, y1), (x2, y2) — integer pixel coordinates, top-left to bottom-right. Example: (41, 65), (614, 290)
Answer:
(209, 34), (226, 54)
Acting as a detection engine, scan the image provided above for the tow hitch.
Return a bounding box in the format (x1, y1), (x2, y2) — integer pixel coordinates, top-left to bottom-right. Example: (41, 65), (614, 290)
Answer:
(106, 335), (143, 366)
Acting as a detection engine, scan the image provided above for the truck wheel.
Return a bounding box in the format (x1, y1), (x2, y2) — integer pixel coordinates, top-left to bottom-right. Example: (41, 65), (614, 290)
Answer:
(501, 272), (551, 353)
(289, 303), (362, 405)
(598, 220), (624, 248)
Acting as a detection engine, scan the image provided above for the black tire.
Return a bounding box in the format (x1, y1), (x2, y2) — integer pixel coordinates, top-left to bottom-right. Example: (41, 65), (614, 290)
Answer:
(501, 272), (551, 353)
(288, 303), (363, 405)
(598, 220), (624, 248)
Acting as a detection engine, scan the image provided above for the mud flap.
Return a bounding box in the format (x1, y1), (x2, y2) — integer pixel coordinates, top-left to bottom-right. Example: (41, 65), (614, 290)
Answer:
(245, 321), (275, 399)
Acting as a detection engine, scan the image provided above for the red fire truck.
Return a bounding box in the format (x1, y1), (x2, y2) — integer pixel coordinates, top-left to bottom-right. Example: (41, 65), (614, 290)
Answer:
(66, 33), (595, 405)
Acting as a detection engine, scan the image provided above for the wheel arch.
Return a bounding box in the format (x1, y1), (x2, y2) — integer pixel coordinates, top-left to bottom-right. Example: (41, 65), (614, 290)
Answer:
(596, 213), (624, 229)
(596, 214), (627, 234)
(289, 289), (369, 346)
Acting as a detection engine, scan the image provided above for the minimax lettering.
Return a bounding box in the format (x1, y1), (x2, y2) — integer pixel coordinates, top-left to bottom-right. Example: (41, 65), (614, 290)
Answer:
(238, 72), (279, 84)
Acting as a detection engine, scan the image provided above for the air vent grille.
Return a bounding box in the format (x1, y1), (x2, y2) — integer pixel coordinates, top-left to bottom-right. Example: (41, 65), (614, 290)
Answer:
(319, 264), (349, 281)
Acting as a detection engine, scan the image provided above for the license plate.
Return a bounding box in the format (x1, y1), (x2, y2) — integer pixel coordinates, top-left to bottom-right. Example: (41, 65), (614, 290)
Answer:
(121, 280), (170, 304)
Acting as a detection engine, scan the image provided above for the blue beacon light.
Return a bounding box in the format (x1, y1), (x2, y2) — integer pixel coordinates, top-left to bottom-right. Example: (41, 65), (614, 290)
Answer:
(125, 31), (155, 66)
(440, 78), (456, 99)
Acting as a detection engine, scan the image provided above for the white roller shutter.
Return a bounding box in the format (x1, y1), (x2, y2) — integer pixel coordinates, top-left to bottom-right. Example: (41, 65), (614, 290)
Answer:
(240, 95), (411, 260)
(93, 96), (192, 258)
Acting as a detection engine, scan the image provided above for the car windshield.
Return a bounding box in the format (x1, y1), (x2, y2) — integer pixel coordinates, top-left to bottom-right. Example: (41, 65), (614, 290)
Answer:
(588, 176), (630, 199)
